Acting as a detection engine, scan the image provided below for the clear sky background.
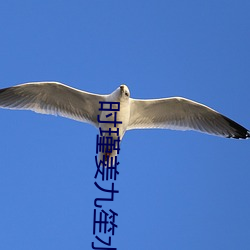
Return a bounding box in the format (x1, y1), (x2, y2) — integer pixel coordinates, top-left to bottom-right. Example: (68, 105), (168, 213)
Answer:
(0, 1), (249, 250)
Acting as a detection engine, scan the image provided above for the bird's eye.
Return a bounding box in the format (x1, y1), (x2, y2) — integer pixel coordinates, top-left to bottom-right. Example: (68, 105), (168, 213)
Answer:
(125, 92), (129, 97)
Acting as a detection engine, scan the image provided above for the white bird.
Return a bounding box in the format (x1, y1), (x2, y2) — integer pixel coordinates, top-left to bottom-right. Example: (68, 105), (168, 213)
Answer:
(0, 82), (249, 163)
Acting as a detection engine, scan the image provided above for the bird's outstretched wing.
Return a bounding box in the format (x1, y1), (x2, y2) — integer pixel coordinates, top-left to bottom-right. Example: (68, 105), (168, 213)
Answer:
(128, 97), (249, 139)
(0, 82), (106, 127)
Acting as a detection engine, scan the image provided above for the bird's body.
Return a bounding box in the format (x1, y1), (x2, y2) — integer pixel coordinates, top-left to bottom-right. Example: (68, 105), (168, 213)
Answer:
(100, 85), (131, 140)
(0, 82), (249, 162)
(97, 86), (131, 162)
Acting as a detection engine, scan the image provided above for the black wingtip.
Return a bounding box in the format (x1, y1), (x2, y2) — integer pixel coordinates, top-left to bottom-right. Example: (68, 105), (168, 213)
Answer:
(222, 115), (250, 139)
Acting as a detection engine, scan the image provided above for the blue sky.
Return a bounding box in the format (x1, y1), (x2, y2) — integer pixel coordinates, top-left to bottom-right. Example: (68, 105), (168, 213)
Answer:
(0, 1), (249, 249)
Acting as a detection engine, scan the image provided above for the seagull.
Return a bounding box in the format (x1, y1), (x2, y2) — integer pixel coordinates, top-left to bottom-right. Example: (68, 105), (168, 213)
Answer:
(0, 82), (249, 162)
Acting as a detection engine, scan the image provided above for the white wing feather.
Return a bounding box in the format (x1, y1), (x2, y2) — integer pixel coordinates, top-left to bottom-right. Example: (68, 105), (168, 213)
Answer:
(128, 97), (249, 139)
(0, 82), (106, 127)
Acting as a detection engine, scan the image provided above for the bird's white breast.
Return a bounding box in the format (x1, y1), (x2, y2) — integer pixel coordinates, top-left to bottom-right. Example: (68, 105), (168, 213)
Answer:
(99, 99), (130, 140)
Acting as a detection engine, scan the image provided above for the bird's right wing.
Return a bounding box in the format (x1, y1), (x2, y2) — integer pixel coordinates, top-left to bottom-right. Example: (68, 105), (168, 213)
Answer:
(0, 82), (106, 127)
(128, 97), (249, 139)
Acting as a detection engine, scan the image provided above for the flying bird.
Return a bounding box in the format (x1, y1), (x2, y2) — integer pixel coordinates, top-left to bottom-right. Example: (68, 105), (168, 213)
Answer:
(0, 82), (249, 162)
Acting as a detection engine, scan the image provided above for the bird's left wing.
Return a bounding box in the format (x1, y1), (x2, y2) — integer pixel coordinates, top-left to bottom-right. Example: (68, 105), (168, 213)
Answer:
(0, 82), (106, 127)
(128, 97), (249, 139)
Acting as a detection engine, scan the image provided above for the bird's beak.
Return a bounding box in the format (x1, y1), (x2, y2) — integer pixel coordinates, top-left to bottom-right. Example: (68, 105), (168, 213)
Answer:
(120, 85), (125, 94)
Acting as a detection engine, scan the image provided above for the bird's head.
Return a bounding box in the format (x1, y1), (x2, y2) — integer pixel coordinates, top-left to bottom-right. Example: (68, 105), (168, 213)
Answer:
(119, 84), (130, 99)
(109, 84), (130, 102)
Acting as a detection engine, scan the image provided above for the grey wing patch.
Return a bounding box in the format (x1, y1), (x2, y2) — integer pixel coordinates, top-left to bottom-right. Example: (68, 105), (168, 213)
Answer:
(0, 82), (107, 127)
(128, 97), (250, 139)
